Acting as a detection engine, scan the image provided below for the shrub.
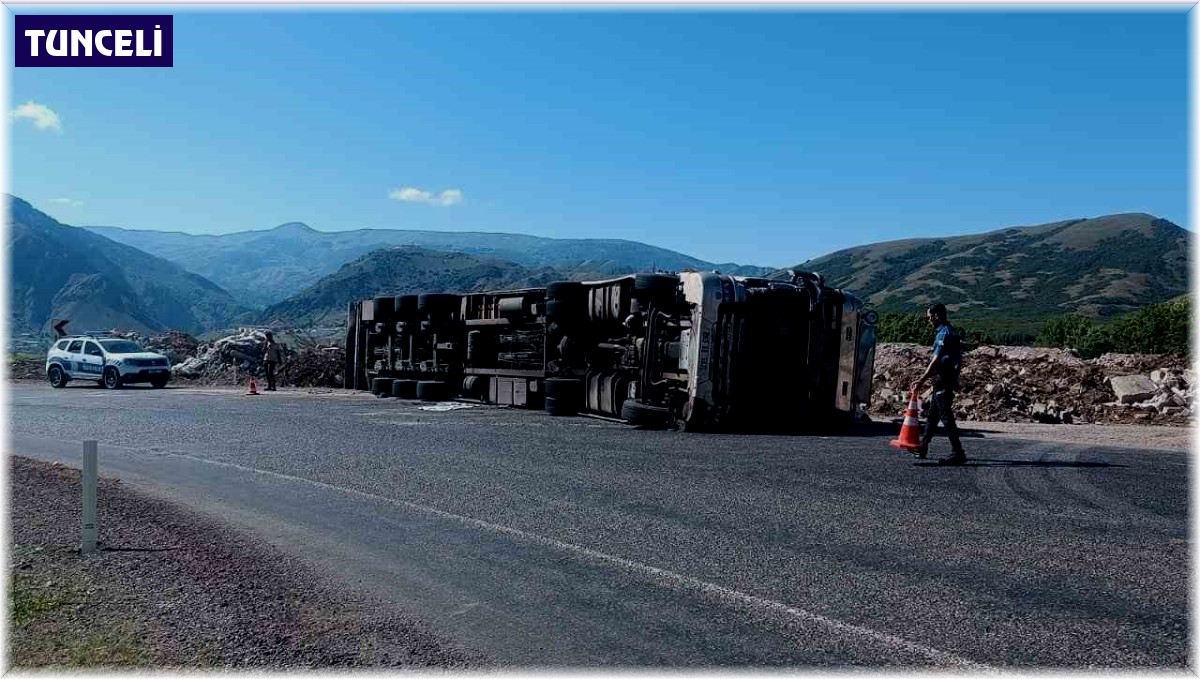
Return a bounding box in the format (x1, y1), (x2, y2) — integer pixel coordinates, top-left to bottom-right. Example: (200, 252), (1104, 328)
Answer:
(877, 313), (933, 344)
(1106, 297), (1190, 355)
(1034, 299), (1190, 357)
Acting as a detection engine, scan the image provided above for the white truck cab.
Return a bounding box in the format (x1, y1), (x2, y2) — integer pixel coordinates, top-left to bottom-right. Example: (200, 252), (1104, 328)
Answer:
(46, 335), (171, 389)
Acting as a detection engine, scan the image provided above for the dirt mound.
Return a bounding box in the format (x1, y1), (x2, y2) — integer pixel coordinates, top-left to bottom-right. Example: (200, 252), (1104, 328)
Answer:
(279, 346), (345, 388)
(8, 354), (46, 380)
(872, 343), (1192, 426)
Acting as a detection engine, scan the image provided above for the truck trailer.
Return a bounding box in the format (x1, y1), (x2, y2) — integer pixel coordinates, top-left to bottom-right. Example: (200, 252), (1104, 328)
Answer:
(344, 270), (877, 432)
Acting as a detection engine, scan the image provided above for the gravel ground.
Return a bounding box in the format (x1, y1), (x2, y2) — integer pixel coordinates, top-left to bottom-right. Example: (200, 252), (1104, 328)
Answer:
(952, 420), (1192, 452)
(8, 455), (486, 669)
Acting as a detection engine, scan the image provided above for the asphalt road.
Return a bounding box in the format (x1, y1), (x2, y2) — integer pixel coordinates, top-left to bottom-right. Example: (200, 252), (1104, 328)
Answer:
(8, 383), (1190, 668)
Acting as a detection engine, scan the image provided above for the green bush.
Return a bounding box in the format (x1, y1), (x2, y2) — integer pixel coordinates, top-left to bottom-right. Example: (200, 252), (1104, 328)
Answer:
(877, 312), (998, 348)
(1106, 297), (1190, 355)
(1034, 299), (1189, 357)
(877, 313), (933, 344)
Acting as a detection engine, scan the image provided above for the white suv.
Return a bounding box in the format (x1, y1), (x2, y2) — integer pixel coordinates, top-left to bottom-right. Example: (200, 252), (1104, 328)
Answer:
(46, 336), (172, 389)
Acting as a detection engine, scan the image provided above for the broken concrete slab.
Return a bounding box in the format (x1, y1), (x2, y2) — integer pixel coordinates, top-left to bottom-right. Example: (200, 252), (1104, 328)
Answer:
(1109, 375), (1158, 405)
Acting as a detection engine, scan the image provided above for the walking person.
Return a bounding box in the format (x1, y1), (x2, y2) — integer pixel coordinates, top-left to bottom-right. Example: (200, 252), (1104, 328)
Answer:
(910, 303), (966, 465)
(262, 331), (283, 392)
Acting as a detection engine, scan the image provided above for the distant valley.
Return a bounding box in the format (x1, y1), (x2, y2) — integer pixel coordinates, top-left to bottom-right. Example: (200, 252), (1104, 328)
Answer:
(86, 222), (772, 308)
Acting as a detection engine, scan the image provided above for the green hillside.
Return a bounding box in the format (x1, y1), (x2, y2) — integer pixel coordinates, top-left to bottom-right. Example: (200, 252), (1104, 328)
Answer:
(258, 246), (572, 326)
(798, 213), (1189, 322)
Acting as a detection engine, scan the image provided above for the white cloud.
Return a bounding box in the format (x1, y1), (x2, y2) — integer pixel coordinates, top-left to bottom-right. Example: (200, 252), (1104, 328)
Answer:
(48, 197), (82, 207)
(388, 186), (465, 207)
(10, 101), (61, 132)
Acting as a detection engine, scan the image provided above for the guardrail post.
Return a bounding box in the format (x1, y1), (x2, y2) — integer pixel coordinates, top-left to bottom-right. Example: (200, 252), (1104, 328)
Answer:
(81, 440), (97, 554)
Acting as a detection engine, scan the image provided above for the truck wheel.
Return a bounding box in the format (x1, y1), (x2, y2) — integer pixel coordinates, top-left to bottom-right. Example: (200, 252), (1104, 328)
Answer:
(102, 367), (123, 390)
(462, 376), (488, 399)
(633, 273), (678, 301)
(543, 377), (582, 400)
(620, 399), (670, 428)
(47, 365), (68, 388)
(150, 376), (169, 389)
(392, 379), (418, 399)
(544, 396), (578, 417)
(416, 380), (448, 401)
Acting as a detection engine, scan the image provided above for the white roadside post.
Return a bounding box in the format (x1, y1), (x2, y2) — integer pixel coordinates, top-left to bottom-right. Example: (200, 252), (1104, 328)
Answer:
(81, 440), (98, 554)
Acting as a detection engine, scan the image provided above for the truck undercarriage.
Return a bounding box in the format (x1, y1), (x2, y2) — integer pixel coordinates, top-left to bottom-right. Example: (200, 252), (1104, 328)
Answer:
(344, 271), (876, 433)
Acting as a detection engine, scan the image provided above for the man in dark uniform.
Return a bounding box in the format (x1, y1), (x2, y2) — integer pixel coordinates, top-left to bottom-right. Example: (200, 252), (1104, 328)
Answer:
(262, 331), (283, 392)
(910, 303), (966, 465)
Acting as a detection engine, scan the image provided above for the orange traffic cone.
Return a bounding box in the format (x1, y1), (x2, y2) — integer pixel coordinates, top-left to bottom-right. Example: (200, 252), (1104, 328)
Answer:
(889, 390), (923, 451)
(246, 377), (260, 396)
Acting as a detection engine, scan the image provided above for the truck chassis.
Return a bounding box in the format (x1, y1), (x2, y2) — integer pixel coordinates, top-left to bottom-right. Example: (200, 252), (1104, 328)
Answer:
(344, 271), (876, 433)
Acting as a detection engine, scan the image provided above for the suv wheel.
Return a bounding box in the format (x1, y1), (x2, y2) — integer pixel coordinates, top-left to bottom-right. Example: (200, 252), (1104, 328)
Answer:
(103, 367), (123, 390)
(150, 376), (169, 389)
(47, 365), (68, 388)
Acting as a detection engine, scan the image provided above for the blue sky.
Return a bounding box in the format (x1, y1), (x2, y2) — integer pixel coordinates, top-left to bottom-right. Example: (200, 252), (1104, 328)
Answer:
(9, 9), (1188, 266)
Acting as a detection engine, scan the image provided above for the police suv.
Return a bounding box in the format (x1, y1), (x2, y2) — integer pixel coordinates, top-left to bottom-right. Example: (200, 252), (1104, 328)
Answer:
(46, 335), (171, 389)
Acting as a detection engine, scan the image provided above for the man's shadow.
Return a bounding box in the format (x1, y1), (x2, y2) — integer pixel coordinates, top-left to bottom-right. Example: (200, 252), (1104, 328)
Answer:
(913, 459), (1127, 468)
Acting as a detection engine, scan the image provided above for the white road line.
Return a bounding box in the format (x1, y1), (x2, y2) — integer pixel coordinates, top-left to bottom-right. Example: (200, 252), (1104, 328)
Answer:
(161, 450), (994, 670)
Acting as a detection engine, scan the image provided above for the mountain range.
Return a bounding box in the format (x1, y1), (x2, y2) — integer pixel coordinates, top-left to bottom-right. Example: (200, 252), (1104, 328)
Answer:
(86, 222), (771, 308)
(258, 246), (568, 326)
(9, 196), (1191, 339)
(9, 197), (250, 336)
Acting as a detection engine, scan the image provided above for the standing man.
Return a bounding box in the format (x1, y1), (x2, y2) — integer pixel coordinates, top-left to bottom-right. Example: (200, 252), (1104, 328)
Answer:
(262, 331), (283, 392)
(910, 303), (966, 465)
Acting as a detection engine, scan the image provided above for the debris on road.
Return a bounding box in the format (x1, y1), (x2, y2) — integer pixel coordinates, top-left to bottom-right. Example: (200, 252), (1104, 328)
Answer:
(872, 343), (1192, 426)
(418, 402), (479, 412)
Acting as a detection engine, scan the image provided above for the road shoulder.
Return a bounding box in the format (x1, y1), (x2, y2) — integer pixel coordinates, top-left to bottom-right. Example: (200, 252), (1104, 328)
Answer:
(8, 455), (486, 669)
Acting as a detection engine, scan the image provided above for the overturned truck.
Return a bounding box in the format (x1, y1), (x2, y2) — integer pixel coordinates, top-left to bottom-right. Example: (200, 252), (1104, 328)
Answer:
(344, 271), (877, 432)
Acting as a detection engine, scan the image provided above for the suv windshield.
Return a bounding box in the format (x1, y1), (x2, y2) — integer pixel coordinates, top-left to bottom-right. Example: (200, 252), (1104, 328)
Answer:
(98, 340), (143, 354)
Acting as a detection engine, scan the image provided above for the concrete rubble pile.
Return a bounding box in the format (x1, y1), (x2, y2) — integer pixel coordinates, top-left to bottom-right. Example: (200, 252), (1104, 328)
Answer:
(168, 329), (343, 388)
(172, 329), (289, 382)
(108, 329), (201, 364)
(872, 343), (1192, 426)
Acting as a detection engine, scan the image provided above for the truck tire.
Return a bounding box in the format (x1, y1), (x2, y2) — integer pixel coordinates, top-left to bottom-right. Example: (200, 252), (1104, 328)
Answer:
(47, 364), (67, 388)
(544, 396), (578, 417)
(103, 367), (123, 390)
(620, 399), (670, 428)
(545, 281), (583, 301)
(462, 375), (488, 399)
(395, 295), (419, 316)
(373, 296), (396, 320)
(150, 375), (169, 389)
(543, 377), (582, 400)
(416, 380), (449, 401)
(633, 273), (678, 301)
(417, 294), (459, 314)
(372, 377), (395, 397)
(392, 379), (417, 399)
